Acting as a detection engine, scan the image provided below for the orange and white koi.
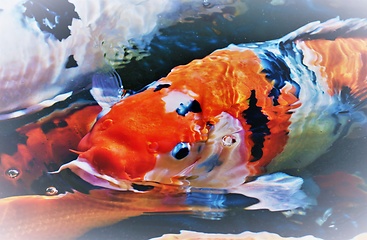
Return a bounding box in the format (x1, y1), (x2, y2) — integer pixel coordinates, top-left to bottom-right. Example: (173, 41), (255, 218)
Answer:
(58, 18), (367, 208)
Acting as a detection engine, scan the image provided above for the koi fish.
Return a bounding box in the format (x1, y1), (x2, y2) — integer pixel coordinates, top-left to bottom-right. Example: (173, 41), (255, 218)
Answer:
(314, 171), (367, 208)
(0, 101), (101, 197)
(0, 0), (245, 119)
(0, 187), (208, 240)
(57, 17), (367, 207)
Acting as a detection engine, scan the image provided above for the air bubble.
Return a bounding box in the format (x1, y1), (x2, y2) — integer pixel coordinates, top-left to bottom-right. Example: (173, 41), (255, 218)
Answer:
(6, 168), (19, 178)
(202, 0), (212, 8)
(45, 186), (59, 196)
(222, 135), (236, 146)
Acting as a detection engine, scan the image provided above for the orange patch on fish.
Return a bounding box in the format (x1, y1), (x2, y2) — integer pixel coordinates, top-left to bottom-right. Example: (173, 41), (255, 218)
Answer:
(303, 38), (367, 100)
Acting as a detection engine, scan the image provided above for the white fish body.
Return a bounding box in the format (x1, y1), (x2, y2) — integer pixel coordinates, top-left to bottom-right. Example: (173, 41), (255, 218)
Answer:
(0, 0), (243, 118)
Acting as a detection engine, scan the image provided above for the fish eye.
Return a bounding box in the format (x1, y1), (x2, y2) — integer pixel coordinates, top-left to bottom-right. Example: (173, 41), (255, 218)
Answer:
(171, 142), (190, 160)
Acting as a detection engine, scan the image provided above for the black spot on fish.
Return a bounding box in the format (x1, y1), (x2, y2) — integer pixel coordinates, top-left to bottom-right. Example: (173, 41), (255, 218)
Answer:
(41, 119), (68, 134)
(153, 84), (171, 92)
(0, 131), (28, 156)
(279, 42), (317, 84)
(40, 121), (57, 134)
(242, 90), (270, 162)
(176, 100), (202, 116)
(65, 55), (78, 69)
(260, 50), (301, 106)
(131, 183), (154, 192)
(57, 119), (68, 128)
(18, 133), (28, 145)
(23, 0), (80, 41)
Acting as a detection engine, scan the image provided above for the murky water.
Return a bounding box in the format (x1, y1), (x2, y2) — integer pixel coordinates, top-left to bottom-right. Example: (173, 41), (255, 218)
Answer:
(1, 1), (367, 240)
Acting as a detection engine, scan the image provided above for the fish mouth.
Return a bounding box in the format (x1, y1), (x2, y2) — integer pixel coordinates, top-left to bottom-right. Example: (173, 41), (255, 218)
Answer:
(52, 158), (186, 193)
(52, 158), (135, 191)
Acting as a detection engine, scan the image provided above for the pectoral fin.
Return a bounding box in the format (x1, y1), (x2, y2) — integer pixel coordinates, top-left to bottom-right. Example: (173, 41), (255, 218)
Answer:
(230, 172), (316, 211)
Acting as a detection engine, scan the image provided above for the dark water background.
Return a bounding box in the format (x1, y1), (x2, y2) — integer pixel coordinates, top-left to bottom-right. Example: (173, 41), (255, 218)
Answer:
(80, 1), (367, 239)
(1, 1), (367, 239)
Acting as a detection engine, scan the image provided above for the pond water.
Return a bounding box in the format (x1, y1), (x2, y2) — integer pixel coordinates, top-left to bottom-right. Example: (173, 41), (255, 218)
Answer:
(0, 1), (366, 240)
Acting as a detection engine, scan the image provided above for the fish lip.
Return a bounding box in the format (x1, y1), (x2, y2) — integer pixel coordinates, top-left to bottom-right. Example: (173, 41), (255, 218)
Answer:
(53, 158), (190, 193)
(51, 158), (135, 191)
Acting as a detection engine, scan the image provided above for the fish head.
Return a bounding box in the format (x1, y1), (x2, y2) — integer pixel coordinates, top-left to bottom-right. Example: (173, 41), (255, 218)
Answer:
(77, 87), (204, 179)
(63, 83), (250, 191)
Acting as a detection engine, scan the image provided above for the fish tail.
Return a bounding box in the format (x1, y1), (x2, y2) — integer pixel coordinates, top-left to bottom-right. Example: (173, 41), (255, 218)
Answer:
(273, 17), (367, 102)
(300, 38), (367, 103)
(285, 18), (367, 111)
(262, 18), (367, 172)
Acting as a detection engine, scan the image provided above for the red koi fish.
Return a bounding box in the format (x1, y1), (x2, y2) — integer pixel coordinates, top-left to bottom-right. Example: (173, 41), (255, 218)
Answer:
(314, 171), (367, 208)
(0, 103), (101, 197)
(57, 18), (367, 208)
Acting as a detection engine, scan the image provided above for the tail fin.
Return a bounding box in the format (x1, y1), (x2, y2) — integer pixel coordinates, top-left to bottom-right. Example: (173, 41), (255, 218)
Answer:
(285, 18), (367, 104)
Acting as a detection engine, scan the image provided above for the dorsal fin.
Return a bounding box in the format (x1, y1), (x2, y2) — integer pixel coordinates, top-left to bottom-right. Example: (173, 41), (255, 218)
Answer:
(280, 17), (367, 43)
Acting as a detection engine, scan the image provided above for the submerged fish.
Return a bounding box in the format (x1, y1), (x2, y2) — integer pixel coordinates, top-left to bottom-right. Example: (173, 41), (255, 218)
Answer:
(0, 0), (244, 119)
(0, 101), (101, 197)
(58, 17), (367, 203)
(0, 187), (207, 240)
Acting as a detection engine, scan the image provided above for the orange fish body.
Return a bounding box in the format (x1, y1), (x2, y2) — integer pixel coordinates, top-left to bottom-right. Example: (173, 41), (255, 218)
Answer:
(60, 18), (367, 193)
(75, 49), (294, 189)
